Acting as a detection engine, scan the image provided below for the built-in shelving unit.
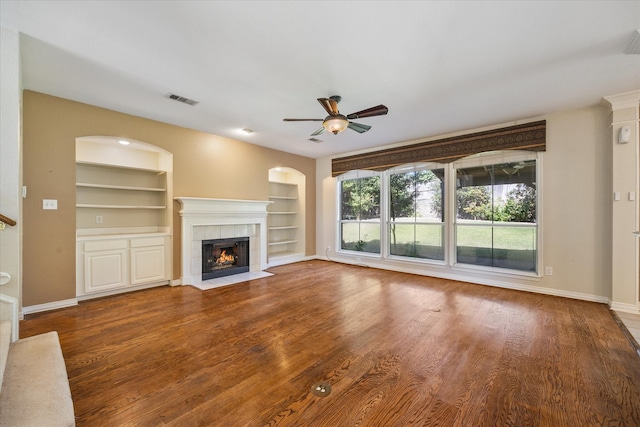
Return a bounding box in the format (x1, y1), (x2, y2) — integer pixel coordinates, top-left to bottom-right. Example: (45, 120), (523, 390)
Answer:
(267, 168), (305, 266)
(75, 137), (173, 299)
(76, 162), (168, 220)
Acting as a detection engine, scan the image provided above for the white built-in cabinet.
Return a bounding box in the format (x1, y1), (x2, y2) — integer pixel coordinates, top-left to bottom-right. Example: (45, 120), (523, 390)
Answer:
(75, 137), (173, 299)
(82, 239), (127, 293)
(130, 237), (168, 285)
(267, 168), (305, 266)
(78, 235), (170, 295)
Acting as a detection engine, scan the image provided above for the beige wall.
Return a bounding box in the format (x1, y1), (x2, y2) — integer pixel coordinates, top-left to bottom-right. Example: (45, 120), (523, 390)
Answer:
(316, 106), (614, 301)
(22, 90), (316, 306)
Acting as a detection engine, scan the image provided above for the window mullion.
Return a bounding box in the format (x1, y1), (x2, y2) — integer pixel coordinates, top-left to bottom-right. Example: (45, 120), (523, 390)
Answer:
(380, 171), (388, 259)
(447, 163), (456, 267)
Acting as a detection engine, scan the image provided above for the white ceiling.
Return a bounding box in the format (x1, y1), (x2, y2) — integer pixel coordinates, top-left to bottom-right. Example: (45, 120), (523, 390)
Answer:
(2, 1), (639, 159)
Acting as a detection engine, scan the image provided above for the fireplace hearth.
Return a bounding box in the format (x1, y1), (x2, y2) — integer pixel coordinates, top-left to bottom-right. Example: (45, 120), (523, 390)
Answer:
(202, 237), (250, 280)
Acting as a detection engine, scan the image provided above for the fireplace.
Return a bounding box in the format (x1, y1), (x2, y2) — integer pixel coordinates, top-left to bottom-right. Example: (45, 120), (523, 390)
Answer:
(202, 237), (249, 280)
(175, 197), (272, 288)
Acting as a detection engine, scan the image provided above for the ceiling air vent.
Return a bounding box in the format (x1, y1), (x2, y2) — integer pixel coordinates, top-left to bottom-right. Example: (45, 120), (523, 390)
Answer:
(625, 29), (640, 54)
(165, 93), (199, 106)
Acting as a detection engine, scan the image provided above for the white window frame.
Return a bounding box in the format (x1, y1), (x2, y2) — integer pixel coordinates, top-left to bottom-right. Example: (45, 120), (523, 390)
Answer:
(336, 169), (383, 258)
(450, 150), (542, 277)
(385, 162), (447, 265)
(334, 151), (543, 278)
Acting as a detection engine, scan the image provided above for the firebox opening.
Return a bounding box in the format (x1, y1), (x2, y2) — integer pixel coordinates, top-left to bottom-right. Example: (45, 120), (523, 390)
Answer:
(202, 237), (250, 280)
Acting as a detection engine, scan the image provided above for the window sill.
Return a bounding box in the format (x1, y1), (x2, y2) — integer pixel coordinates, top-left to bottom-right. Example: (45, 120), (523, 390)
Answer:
(337, 250), (381, 259)
(451, 262), (541, 281)
(387, 255), (447, 268)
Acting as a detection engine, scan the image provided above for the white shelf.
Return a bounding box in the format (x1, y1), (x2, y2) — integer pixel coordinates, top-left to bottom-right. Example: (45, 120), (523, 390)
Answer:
(76, 160), (169, 229)
(268, 240), (298, 246)
(76, 183), (166, 192)
(76, 160), (166, 174)
(269, 195), (297, 200)
(76, 204), (166, 209)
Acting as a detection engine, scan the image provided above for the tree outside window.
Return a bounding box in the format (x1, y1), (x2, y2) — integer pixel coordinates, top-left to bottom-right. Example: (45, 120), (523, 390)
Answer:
(455, 160), (537, 272)
(389, 168), (444, 260)
(340, 175), (380, 253)
(336, 153), (539, 275)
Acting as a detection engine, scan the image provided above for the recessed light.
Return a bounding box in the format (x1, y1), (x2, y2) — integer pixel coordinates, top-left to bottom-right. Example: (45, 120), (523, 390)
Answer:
(118, 140), (130, 145)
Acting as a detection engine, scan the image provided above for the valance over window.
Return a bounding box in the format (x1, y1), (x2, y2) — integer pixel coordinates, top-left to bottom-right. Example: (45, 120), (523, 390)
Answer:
(331, 120), (546, 177)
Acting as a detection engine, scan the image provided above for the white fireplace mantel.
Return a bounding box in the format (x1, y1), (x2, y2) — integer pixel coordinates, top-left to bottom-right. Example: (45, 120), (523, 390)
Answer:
(175, 197), (272, 286)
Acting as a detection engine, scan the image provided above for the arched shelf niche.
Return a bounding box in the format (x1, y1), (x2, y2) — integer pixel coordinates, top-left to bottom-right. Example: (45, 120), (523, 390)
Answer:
(75, 136), (173, 299)
(75, 136), (173, 233)
(267, 167), (305, 266)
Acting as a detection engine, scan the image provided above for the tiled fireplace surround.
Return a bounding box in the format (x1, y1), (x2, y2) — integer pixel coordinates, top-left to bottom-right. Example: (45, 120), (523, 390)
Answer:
(175, 197), (272, 289)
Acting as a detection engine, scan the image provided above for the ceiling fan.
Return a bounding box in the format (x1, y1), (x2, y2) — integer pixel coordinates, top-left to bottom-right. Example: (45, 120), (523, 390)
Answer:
(283, 96), (389, 136)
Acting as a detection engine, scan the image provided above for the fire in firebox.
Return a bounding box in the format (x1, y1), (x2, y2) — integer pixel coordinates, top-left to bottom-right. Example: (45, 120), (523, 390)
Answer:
(202, 237), (250, 280)
(217, 250), (236, 265)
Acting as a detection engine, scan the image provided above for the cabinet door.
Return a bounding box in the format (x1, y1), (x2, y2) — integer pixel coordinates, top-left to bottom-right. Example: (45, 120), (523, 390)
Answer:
(84, 249), (127, 293)
(130, 245), (166, 285)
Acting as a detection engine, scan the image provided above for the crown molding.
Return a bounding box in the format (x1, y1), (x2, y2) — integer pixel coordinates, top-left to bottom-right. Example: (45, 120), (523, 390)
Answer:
(602, 90), (640, 111)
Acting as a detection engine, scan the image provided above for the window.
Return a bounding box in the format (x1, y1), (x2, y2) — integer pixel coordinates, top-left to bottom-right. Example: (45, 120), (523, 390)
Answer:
(388, 165), (445, 261)
(454, 156), (537, 272)
(335, 151), (540, 275)
(339, 172), (381, 254)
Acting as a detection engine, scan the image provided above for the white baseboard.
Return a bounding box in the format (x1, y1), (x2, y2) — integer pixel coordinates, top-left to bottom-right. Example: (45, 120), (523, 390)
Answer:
(610, 301), (640, 314)
(76, 281), (169, 302)
(267, 253), (306, 268)
(22, 298), (78, 316)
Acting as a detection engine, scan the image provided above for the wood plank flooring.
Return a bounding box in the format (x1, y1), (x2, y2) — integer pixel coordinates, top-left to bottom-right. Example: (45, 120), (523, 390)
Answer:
(20, 260), (640, 426)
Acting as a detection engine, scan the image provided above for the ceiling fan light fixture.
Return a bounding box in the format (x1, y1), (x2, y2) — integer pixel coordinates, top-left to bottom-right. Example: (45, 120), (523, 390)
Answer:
(323, 115), (349, 135)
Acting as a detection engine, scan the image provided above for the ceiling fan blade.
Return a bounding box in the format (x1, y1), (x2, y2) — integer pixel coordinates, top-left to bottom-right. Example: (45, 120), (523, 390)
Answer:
(310, 127), (325, 136)
(347, 122), (371, 133)
(317, 98), (340, 116)
(283, 118), (323, 122)
(346, 104), (389, 120)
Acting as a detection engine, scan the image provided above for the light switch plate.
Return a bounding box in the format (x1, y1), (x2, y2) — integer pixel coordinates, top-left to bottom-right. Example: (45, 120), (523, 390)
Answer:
(42, 199), (57, 210)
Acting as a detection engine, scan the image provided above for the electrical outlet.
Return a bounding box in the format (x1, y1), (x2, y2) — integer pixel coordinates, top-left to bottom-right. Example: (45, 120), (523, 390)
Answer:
(96, 215), (103, 224)
(545, 267), (553, 276)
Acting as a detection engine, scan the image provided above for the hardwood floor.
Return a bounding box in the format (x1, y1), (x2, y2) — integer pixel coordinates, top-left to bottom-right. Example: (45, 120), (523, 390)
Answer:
(20, 260), (640, 426)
